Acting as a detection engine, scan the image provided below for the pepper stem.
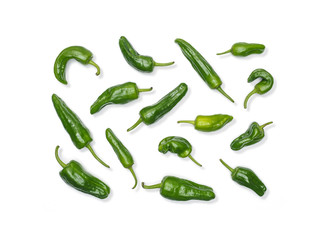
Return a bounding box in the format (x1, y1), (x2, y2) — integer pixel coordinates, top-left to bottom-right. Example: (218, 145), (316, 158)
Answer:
(129, 167), (138, 189)
(55, 146), (67, 168)
(127, 118), (143, 132)
(219, 159), (234, 173)
(216, 49), (231, 55)
(138, 87), (153, 92)
(154, 61), (175, 67)
(217, 87), (235, 103)
(260, 121), (273, 129)
(244, 89), (257, 109)
(86, 144), (110, 168)
(177, 120), (195, 125)
(88, 60), (101, 76)
(141, 182), (162, 189)
(188, 155), (202, 167)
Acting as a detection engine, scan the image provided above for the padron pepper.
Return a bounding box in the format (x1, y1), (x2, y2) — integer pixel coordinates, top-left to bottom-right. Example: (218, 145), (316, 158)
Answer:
(52, 94), (110, 168)
(217, 42), (265, 57)
(178, 114), (233, 132)
(119, 36), (174, 72)
(230, 121), (273, 151)
(142, 176), (215, 201)
(127, 83), (188, 132)
(175, 38), (234, 103)
(90, 82), (153, 114)
(55, 146), (110, 199)
(158, 136), (202, 167)
(54, 46), (100, 85)
(244, 68), (274, 109)
(219, 159), (267, 197)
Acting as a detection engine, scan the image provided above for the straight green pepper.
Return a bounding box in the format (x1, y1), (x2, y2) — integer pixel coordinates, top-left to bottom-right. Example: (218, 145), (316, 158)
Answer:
(178, 114), (233, 132)
(217, 42), (265, 57)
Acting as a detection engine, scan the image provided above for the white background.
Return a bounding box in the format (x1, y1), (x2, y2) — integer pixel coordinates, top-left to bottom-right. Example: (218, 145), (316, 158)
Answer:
(1, 0), (328, 239)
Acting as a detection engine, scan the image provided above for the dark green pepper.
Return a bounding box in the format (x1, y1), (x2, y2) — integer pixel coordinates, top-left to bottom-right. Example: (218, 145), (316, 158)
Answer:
(105, 128), (137, 189)
(219, 159), (267, 197)
(127, 83), (188, 132)
(54, 46), (100, 85)
(244, 68), (274, 109)
(175, 38), (234, 103)
(52, 94), (110, 168)
(158, 136), (202, 167)
(55, 146), (110, 199)
(119, 36), (174, 72)
(217, 42), (265, 57)
(230, 121), (273, 151)
(142, 176), (215, 201)
(178, 114), (233, 132)
(90, 82), (153, 114)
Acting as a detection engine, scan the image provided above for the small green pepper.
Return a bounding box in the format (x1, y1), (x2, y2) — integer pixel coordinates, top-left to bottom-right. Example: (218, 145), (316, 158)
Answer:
(177, 114), (233, 132)
(90, 82), (153, 114)
(244, 68), (274, 109)
(119, 36), (174, 72)
(55, 146), (110, 199)
(158, 136), (202, 167)
(219, 159), (267, 197)
(54, 46), (100, 85)
(217, 42), (265, 57)
(142, 176), (215, 201)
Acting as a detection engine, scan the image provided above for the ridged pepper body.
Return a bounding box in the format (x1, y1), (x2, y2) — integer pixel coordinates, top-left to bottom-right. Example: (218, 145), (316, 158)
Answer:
(217, 42), (265, 57)
(158, 136), (192, 158)
(178, 114), (233, 132)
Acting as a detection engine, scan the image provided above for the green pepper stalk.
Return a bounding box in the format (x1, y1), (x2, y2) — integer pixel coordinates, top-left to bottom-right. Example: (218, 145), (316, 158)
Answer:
(55, 146), (110, 199)
(158, 136), (202, 167)
(54, 46), (101, 85)
(142, 176), (215, 201)
(219, 159), (267, 197)
(217, 42), (265, 57)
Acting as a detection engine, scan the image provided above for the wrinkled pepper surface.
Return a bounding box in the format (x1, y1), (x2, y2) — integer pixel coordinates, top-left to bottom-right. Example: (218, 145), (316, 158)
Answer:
(217, 42), (265, 57)
(178, 114), (233, 132)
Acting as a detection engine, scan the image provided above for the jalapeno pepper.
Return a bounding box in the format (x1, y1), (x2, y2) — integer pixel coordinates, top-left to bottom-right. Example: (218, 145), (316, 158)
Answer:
(217, 42), (265, 57)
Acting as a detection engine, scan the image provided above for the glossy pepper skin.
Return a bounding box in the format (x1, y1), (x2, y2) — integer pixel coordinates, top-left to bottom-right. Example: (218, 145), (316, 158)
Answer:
(219, 159), (266, 196)
(90, 82), (153, 114)
(55, 146), (110, 199)
(127, 83), (188, 132)
(231, 121), (273, 151)
(52, 94), (110, 168)
(178, 114), (233, 132)
(158, 136), (202, 167)
(244, 68), (274, 109)
(217, 42), (265, 57)
(119, 36), (174, 72)
(175, 38), (234, 103)
(105, 128), (138, 189)
(54, 46), (100, 85)
(142, 176), (215, 201)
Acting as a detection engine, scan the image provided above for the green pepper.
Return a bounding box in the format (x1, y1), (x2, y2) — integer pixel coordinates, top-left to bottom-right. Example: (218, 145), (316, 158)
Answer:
(55, 146), (110, 199)
(219, 159), (267, 197)
(142, 176), (215, 201)
(230, 121), (273, 151)
(52, 94), (110, 168)
(177, 114), (233, 132)
(119, 36), (174, 72)
(127, 83), (188, 132)
(175, 38), (234, 103)
(105, 128), (138, 189)
(217, 42), (265, 57)
(54, 46), (100, 85)
(90, 82), (153, 114)
(158, 136), (202, 167)
(244, 68), (274, 109)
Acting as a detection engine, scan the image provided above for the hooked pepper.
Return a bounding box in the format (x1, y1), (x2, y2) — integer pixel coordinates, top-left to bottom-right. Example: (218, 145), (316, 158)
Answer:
(54, 46), (100, 85)
(52, 94), (110, 168)
(244, 68), (274, 109)
(217, 42), (265, 57)
(175, 38), (234, 103)
(55, 146), (110, 199)
(219, 159), (267, 196)
(90, 82), (153, 114)
(142, 176), (215, 201)
(158, 136), (202, 167)
(177, 114), (233, 132)
(127, 83), (188, 132)
(119, 36), (174, 72)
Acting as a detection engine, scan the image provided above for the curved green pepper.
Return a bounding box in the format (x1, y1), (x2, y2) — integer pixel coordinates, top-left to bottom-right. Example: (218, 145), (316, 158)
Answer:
(175, 38), (234, 103)
(219, 159), (267, 197)
(217, 42), (265, 57)
(142, 176), (215, 201)
(119, 36), (174, 72)
(230, 121), (273, 151)
(55, 146), (110, 199)
(178, 114), (233, 132)
(54, 46), (100, 85)
(158, 136), (202, 167)
(52, 94), (110, 168)
(127, 83), (188, 132)
(105, 128), (138, 189)
(90, 82), (153, 114)
(244, 68), (274, 109)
